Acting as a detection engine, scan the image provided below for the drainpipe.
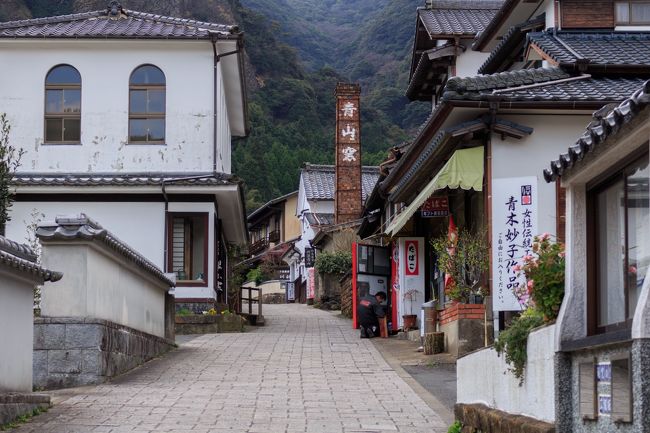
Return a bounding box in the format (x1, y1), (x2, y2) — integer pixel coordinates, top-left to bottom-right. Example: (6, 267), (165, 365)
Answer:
(209, 32), (241, 174)
(486, 97), (500, 345)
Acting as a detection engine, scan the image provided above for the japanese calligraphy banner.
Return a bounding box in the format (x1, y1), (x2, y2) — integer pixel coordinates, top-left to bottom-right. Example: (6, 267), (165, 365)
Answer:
(492, 176), (538, 312)
(307, 267), (316, 300)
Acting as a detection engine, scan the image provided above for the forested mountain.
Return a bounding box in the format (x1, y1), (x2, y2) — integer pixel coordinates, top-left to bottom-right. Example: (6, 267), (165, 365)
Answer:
(0, 0), (427, 211)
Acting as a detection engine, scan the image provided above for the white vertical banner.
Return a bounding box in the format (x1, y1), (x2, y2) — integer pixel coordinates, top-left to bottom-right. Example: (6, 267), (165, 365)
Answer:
(492, 177), (538, 313)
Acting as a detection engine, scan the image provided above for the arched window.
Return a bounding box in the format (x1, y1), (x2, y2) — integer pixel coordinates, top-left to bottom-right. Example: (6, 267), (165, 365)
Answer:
(129, 65), (166, 144)
(45, 65), (81, 143)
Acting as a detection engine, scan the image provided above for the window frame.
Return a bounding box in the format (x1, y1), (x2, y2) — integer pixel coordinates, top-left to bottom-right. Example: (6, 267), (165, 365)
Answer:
(43, 64), (82, 145)
(128, 64), (166, 145)
(166, 212), (209, 287)
(615, 1), (650, 25)
(587, 146), (649, 335)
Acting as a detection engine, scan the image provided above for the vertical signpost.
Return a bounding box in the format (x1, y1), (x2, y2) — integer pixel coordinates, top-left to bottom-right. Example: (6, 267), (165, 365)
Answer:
(335, 83), (362, 224)
(491, 177), (538, 333)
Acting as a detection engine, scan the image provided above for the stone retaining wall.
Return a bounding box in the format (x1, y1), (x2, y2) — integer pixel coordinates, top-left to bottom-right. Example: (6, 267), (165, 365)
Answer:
(0, 393), (51, 425)
(455, 403), (555, 433)
(33, 317), (175, 390)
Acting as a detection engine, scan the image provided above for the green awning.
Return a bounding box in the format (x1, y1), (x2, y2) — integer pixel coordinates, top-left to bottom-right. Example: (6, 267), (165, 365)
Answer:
(385, 146), (484, 237)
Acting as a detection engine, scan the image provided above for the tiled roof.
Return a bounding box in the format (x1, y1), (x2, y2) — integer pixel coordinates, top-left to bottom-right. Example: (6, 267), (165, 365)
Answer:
(478, 14), (546, 74)
(248, 191), (298, 222)
(442, 67), (646, 102)
(37, 214), (174, 287)
(304, 213), (335, 227)
(0, 2), (236, 40)
(544, 81), (650, 182)
(13, 172), (234, 187)
(417, 1), (501, 37)
(528, 31), (650, 67)
(0, 235), (62, 282)
(301, 164), (380, 201)
(388, 116), (533, 200)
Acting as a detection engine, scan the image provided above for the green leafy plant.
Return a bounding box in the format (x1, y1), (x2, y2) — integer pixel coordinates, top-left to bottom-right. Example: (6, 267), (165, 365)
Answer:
(447, 420), (463, 433)
(494, 309), (545, 383)
(246, 267), (268, 286)
(514, 234), (565, 321)
(431, 229), (489, 303)
(176, 308), (193, 316)
(314, 250), (352, 275)
(0, 113), (25, 235)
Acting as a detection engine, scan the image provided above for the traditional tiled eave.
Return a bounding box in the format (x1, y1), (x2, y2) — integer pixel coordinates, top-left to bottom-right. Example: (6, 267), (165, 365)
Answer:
(0, 236), (62, 283)
(526, 31), (650, 75)
(472, 0), (524, 51)
(389, 116), (533, 202)
(478, 14), (545, 74)
(37, 214), (175, 287)
(407, 43), (459, 101)
(0, 2), (237, 40)
(544, 80), (650, 182)
(247, 191), (297, 228)
(381, 67), (646, 200)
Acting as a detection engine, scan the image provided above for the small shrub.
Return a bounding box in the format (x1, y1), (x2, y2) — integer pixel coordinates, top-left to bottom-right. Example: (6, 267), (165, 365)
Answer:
(246, 267), (267, 286)
(314, 250), (352, 275)
(494, 309), (545, 383)
(514, 234), (565, 321)
(176, 308), (193, 316)
(447, 420), (463, 433)
(431, 229), (489, 303)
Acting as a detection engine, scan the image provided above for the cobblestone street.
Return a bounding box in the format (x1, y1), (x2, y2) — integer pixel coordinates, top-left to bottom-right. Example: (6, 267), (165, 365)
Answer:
(15, 305), (447, 433)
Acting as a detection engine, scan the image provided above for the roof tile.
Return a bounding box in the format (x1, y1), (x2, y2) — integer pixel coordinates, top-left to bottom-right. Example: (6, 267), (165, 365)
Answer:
(418, 3), (500, 37)
(301, 164), (380, 202)
(0, 4), (235, 39)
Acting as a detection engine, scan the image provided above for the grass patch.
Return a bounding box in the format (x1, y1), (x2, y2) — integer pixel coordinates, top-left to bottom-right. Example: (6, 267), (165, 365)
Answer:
(0, 406), (48, 431)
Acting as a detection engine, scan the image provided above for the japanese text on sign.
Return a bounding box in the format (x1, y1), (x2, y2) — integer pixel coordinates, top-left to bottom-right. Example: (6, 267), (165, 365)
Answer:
(492, 177), (538, 312)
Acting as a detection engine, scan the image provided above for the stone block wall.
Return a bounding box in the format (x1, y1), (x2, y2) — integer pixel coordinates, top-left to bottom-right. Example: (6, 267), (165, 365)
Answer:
(0, 394), (50, 426)
(340, 274), (352, 318)
(33, 317), (174, 390)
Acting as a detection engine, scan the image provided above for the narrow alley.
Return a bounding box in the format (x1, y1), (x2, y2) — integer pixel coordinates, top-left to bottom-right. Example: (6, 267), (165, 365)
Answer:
(15, 305), (448, 433)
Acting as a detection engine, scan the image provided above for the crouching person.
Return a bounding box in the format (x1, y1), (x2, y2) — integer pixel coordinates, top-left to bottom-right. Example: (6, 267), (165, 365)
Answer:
(358, 291), (387, 338)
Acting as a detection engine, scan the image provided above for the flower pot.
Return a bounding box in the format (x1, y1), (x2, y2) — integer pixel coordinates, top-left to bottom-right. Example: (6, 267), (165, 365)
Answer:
(403, 314), (418, 331)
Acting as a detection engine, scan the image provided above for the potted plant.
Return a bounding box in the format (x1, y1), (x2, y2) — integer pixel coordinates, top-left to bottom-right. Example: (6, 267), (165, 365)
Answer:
(430, 228), (489, 304)
(402, 289), (419, 330)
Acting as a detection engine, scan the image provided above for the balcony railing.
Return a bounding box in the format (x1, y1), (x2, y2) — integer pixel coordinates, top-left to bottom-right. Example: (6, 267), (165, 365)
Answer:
(249, 238), (269, 255)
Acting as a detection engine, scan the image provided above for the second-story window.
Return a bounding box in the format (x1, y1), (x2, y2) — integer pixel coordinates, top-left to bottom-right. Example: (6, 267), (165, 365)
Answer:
(129, 65), (165, 144)
(45, 65), (81, 144)
(616, 1), (650, 25)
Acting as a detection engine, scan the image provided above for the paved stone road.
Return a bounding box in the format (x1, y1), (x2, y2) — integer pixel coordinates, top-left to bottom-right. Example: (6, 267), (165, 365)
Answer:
(16, 304), (448, 433)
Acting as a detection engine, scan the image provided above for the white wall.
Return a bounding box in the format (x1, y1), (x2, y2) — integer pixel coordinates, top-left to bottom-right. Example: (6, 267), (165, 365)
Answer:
(455, 42), (490, 78)
(41, 243), (168, 337)
(492, 114), (591, 237)
(7, 201), (217, 300)
(457, 324), (556, 423)
(7, 201), (166, 267)
(0, 269), (35, 392)
(0, 39), (231, 174)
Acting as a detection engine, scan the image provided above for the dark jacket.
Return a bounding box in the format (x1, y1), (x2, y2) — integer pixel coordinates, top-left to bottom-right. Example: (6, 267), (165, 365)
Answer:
(357, 295), (386, 329)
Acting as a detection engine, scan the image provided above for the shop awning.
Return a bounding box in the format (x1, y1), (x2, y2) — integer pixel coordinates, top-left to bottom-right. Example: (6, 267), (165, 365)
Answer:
(384, 146), (484, 237)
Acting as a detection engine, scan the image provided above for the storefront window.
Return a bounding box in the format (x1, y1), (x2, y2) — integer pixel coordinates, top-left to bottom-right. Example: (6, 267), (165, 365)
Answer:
(590, 152), (649, 332)
(168, 213), (208, 285)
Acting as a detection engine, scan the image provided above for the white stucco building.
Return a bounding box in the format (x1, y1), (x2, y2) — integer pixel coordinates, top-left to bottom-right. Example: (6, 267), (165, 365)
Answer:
(0, 1), (248, 310)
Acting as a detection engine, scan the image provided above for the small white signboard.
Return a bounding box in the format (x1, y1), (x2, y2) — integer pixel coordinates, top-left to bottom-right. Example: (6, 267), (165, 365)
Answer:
(492, 176), (538, 313)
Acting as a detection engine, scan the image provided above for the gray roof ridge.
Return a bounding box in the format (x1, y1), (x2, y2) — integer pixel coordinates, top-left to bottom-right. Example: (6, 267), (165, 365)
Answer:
(37, 213), (175, 287)
(424, 0), (503, 10)
(544, 80), (650, 182)
(0, 6), (235, 34)
(302, 164), (380, 172)
(0, 235), (38, 262)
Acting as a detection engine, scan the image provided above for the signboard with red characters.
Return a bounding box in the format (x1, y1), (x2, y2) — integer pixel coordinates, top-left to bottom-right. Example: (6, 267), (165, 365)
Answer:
(405, 240), (419, 276)
(420, 195), (449, 218)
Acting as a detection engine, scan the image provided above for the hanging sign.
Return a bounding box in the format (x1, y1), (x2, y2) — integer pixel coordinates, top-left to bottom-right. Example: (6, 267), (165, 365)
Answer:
(305, 248), (316, 268)
(307, 268), (316, 299)
(420, 195), (449, 218)
(492, 177), (538, 312)
(286, 282), (295, 301)
(405, 240), (419, 276)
